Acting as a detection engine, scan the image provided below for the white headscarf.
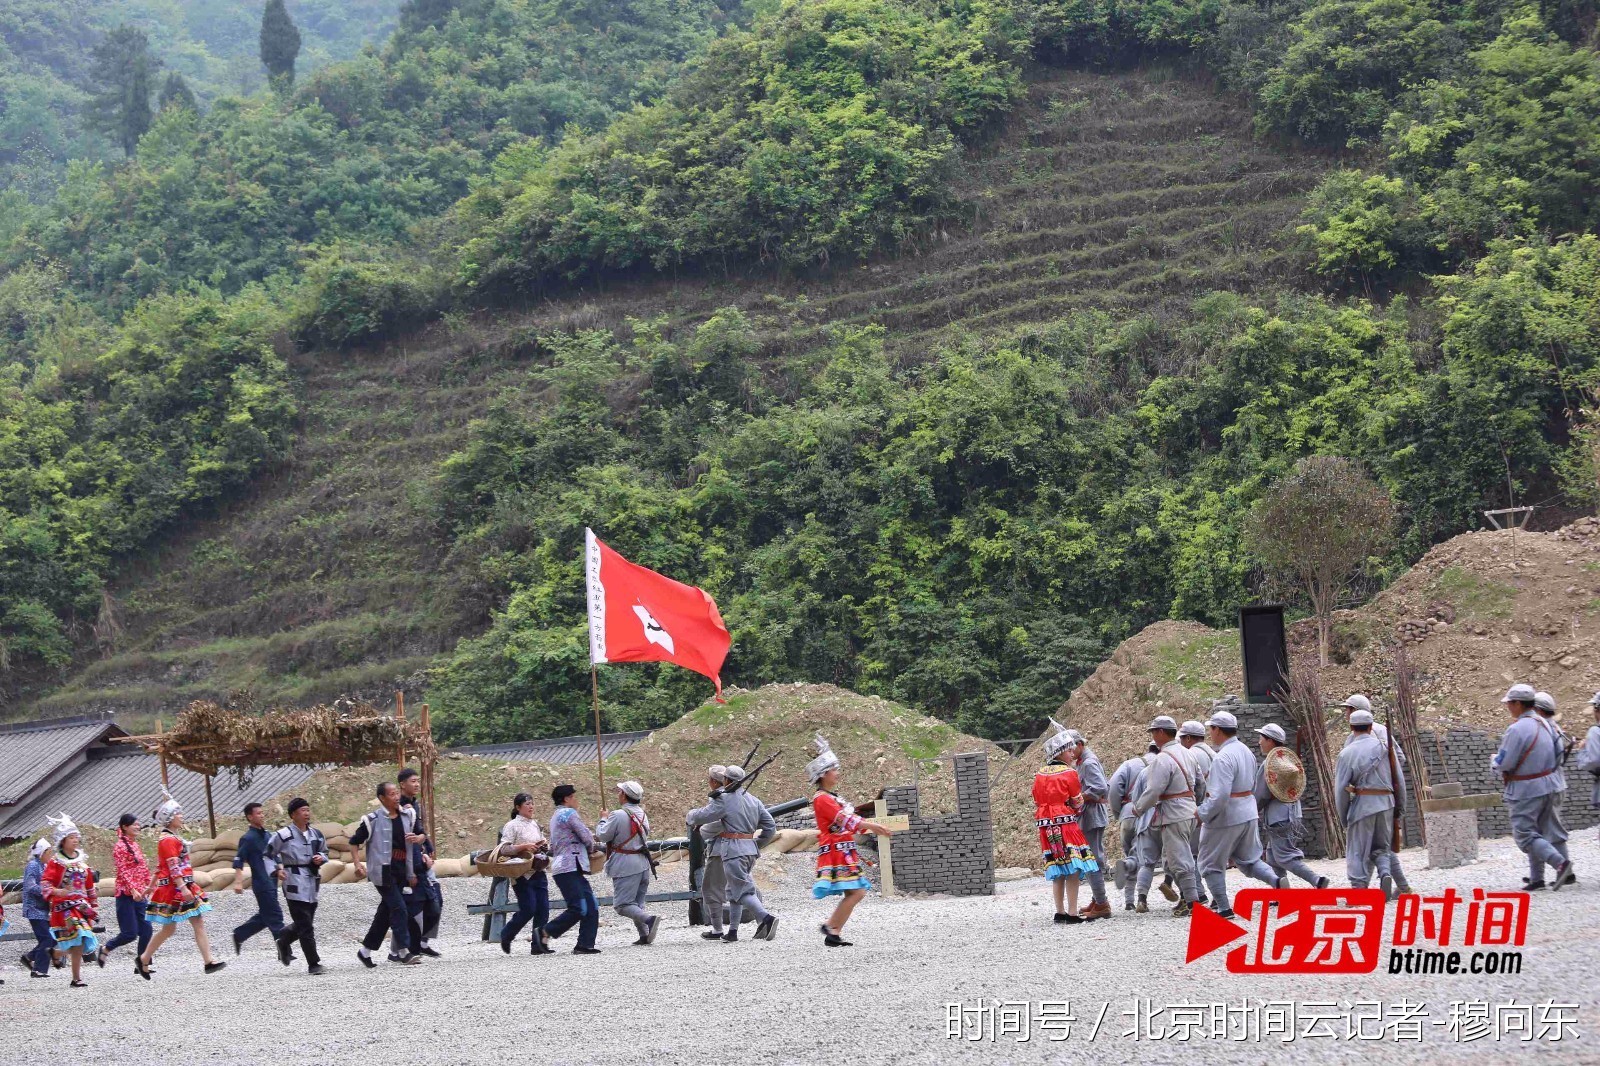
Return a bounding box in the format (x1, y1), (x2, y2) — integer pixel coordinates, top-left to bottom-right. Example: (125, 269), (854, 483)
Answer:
(28, 837), (50, 860)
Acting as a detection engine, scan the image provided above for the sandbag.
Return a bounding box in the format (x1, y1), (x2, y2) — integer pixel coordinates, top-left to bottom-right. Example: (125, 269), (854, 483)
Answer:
(432, 858), (460, 879)
(211, 830), (243, 849)
(324, 835), (350, 852)
(328, 865), (361, 885)
(313, 821), (344, 841)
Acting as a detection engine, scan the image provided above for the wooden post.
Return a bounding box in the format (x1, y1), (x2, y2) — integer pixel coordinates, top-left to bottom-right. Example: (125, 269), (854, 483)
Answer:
(876, 814), (911, 896)
(156, 718), (169, 788)
(419, 702), (437, 846)
(591, 667), (606, 810)
(396, 690), (407, 769)
(203, 772), (217, 840)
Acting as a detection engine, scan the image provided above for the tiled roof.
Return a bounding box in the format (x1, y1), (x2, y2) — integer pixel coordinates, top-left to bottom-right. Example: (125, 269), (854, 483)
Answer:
(0, 749), (317, 842)
(455, 730), (651, 764)
(0, 716), (125, 806)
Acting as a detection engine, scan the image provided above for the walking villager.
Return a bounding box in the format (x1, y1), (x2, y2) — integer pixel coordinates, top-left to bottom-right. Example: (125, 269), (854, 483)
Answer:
(1131, 716), (1202, 917)
(138, 790), (225, 979)
(1253, 724), (1328, 889)
(1174, 720), (1214, 906)
(22, 838), (55, 979)
(1577, 692), (1600, 841)
(1339, 695), (1413, 894)
(497, 792), (552, 955)
(808, 734), (894, 947)
(1106, 745), (1154, 911)
(1033, 721), (1100, 924)
(351, 781), (423, 967)
(689, 765), (734, 939)
(41, 814), (100, 987)
(267, 797), (329, 974)
(545, 784), (603, 955)
(1067, 730), (1113, 920)
(1193, 711), (1282, 918)
(103, 814), (153, 964)
(398, 767), (444, 958)
(1492, 683), (1574, 890)
(1528, 691), (1573, 889)
(1334, 707), (1405, 896)
(688, 764), (779, 943)
(596, 780), (662, 947)
(230, 801), (287, 957)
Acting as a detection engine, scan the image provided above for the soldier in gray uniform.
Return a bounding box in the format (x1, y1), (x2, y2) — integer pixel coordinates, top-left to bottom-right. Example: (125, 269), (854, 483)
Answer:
(1106, 746), (1152, 911)
(1493, 684), (1574, 890)
(1068, 730), (1112, 920)
(1194, 710), (1282, 917)
(1578, 693), (1600, 817)
(267, 797), (328, 974)
(688, 765), (779, 942)
(1529, 691), (1573, 889)
(1334, 708), (1406, 895)
(1252, 724), (1327, 889)
(1176, 720), (1215, 906)
(595, 781), (661, 946)
(1131, 715), (1202, 916)
(1339, 694), (1413, 894)
(689, 765), (733, 940)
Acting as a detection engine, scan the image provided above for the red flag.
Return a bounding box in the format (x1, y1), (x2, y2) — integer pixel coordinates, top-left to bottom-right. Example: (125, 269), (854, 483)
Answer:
(585, 528), (731, 699)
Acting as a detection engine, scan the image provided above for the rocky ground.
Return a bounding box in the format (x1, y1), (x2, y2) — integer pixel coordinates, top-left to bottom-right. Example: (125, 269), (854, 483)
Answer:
(4, 835), (1594, 1064)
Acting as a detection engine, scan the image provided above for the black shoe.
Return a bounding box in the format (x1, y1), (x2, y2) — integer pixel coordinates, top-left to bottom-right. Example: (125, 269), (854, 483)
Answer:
(133, 956), (151, 980)
(276, 936), (293, 967)
(642, 915), (660, 946)
(701, 930), (724, 940)
(95, 947), (107, 968)
(755, 915), (778, 942)
(499, 932), (513, 954)
(721, 930), (738, 943)
(232, 934), (243, 957)
(415, 945), (441, 958)
(307, 964), (328, 975)
(1315, 876), (1330, 890)
(396, 953), (423, 966)
(1380, 874), (1395, 900)
(1173, 901), (1192, 918)
(1124, 901), (1135, 912)
(1553, 862), (1577, 891)
(31, 971), (51, 979)
(1214, 908), (1239, 920)
(573, 946), (602, 955)
(70, 979), (88, 988)
(1059, 913), (1085, 924)
(824, 933), (853, 947)
(204, 961), (227, 974)
(357, 951), (377, 969)
(1525, 880), (1547, 890)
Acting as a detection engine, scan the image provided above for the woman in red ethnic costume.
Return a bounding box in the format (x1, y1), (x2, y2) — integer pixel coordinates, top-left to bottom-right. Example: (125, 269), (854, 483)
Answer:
(136, 789), (226, 979)
(808, 734), (893, 947)
(1034, 719), (1099, 924)
(41, 813), (100, 987)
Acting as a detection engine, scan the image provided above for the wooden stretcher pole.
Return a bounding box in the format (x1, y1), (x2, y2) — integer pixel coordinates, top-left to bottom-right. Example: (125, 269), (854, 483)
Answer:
(592, 666), (606, 810)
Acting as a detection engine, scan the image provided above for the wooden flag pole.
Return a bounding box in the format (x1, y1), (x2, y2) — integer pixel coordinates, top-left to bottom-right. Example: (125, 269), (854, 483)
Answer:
(592, 666), (606, 809)
(203, 772), (217, 839)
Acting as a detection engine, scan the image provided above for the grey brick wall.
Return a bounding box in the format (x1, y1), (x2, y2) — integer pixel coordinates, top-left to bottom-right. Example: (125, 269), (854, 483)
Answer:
(882, 751), (995, 896)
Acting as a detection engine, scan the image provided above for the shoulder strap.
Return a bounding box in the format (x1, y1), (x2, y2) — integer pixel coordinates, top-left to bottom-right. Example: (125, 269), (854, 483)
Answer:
(1163, 749), (1191, 790)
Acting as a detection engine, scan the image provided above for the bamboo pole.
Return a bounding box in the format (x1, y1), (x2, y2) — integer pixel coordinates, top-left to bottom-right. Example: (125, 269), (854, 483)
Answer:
(592, 666), (606, 810)
(420, 702), (437, 846)
(396, 690), (407, 769)
(1392, 644), (1430, 845)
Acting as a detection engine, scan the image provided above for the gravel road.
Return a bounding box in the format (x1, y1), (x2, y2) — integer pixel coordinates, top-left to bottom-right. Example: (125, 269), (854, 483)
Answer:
(3, 836), (1594, 1064)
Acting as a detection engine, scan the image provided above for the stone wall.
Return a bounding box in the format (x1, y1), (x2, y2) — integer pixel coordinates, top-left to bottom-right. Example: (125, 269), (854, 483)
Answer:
(882, 751), (995, 896)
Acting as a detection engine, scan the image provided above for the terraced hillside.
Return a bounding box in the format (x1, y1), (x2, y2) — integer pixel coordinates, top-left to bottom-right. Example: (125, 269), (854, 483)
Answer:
(25, 64), (1330, 728)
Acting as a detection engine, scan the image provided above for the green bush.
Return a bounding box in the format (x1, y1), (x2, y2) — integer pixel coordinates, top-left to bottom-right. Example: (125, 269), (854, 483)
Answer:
(294, 248), (443, 348)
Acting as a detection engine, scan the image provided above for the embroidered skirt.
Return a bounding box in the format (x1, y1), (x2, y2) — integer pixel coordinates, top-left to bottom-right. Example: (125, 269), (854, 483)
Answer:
(50, 910), (100, 952)
(149, 891), (211, 925)
(1038, 814), (1098, 880)
(812, 840), (872, 899)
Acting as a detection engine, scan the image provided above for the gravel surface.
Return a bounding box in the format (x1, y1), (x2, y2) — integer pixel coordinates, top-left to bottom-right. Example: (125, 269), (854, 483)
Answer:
(3, 836), (1594, 1064)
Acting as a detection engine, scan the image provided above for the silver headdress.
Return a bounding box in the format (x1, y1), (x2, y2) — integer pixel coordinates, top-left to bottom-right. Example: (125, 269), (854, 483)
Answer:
(45, 811), (80, 846)
(805, 733), (841, 784)
(1043, 717), (1074, 760)
(153, 786), (183, 828)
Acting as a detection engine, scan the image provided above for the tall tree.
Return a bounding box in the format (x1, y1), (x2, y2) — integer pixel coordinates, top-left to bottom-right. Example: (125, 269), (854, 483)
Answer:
(400, 0), (458, 33)
(1244, 456), (1396, 667)
(260, 0), (303, 91)
(158, 72), (198, 113)
(86, 26), (160, 157)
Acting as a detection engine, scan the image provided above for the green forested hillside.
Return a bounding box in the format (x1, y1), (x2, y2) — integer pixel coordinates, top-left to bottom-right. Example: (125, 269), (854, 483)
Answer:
(0, 0), (397, 194)
(5, 0), (1600, 744)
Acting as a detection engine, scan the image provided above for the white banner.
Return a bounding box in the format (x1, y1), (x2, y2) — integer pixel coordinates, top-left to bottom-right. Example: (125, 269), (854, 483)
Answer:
(585, 526), (607, 665)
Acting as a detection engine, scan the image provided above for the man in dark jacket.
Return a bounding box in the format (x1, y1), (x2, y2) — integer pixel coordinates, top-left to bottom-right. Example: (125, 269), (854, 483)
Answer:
(231, 802), (289, 956)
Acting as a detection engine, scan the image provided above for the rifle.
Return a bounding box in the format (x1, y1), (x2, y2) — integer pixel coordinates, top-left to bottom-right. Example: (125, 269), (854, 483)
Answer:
(736, 751), (781, 792)
(1385, 708), (1405, 852)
